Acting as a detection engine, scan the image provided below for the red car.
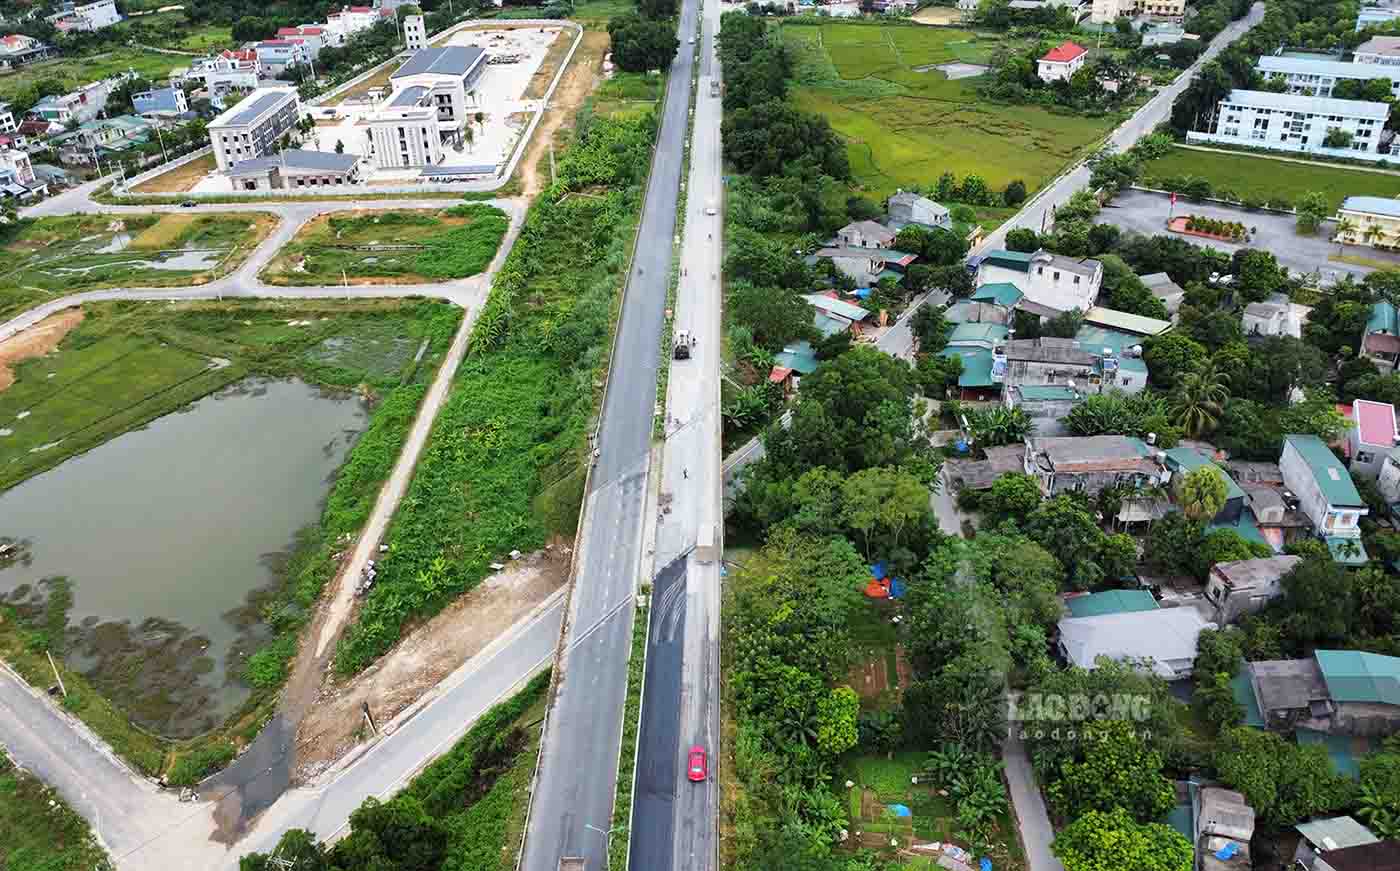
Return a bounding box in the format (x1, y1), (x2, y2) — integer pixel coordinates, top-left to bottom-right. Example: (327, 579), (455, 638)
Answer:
(687, 746), (707, 782)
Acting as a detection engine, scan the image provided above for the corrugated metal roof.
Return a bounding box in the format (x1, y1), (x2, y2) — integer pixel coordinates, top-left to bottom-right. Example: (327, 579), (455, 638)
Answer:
(1295, 816), (1380, 851)
(1165, 447), (1244, 501)
(1057, 608), (1214, 678)
(940, 348), (996, 387)
(982, 249), (1033, 273)
(946, 321), (1009, 347)
(1368, 300), (1398, 336)
(1084, 306), (1172, 336)
(803, 293), (869, 322)
(392, 45), (486, 79)
(970, 282), (1023, 307)
(1285, 434), (1364, 507)
(1065, 589), (1159, 618)
(1015, 385), (1080, 401)
(1230, 671), (1265, 727)
(773, 340), (819, 374)
(1316, 649), (1400, 705)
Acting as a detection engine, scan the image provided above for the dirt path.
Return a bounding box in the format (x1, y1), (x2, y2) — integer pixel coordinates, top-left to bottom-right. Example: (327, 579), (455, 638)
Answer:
(0, 308), (83, 392)
(294, 548), (569, 781)
(520, 29), (610, 198)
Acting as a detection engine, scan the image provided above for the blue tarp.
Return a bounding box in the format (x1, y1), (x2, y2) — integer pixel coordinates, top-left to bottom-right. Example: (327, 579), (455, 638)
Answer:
(887, 804), (911, 817)
(1215, 842), (1239, 861)
(888, 577), (906, 599)
(853, 287), (872, 299)
(871, 562), (887, 581)
(981, 859), (993, 871)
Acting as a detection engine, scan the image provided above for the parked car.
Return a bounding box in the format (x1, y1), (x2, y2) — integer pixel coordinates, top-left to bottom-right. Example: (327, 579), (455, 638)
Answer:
(687, 745), (707, 782)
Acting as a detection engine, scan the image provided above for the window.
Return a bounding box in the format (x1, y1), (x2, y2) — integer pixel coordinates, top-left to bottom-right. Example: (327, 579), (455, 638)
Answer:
(1358, 451), (1376, 464)
(1073, 275), (1081, 284)
(1053, 271), (1061, 281)
(1037, 266), (1043, 275)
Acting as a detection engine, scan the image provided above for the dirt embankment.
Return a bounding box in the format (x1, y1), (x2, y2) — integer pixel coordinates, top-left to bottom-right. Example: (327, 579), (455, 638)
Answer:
(292, 547), (569, 782)
(0, 309), (84, 393)
(520, 29), (611, 198)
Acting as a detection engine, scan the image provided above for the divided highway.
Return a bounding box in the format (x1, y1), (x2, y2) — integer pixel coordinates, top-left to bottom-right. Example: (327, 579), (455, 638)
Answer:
(518, 0), (703, 868)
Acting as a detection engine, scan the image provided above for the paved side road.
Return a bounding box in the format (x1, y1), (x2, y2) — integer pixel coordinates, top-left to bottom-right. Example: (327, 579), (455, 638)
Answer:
(1003, 720), (1064, 871)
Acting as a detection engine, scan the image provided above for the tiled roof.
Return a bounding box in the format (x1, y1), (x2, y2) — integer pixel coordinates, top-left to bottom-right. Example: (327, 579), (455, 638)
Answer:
(1042, 41), (1086, 63)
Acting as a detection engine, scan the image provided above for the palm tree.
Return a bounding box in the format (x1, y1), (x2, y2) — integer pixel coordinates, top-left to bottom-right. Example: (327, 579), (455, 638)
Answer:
(1170, 363), (1230, 438)
(1366, 223), (1386, 249)
(1335, 217), (1356, 253)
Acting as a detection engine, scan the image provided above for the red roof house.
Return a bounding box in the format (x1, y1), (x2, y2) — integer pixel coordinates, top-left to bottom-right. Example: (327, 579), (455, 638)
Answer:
(1038, 41), (1088, 83)
(1042, 41), (1086, 63)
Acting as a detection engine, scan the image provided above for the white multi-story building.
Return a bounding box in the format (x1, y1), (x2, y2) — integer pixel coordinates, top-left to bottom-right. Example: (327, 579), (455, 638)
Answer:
(404, 14), (426, 51)
(325, 5), (394, 44)
(1188, 89), (1395, 161)
(976, 248), (1103, 315)
(365, 46), (489, 170)
(46, 0), (121, 31)
(31, 79), (119, 125)
(276, 26), (326, 59)
(131, 86), (188, 118)
(1358, 6), (1400, 31)
(255, 40), (310, 77)
(207, 87), (301, 172)
(1257, 55), (1400, 98)
(1356, 35), (1400, 65)
(0, 102), (13, 133)
(1089, 0), (1184, 23)
(1278, 434), (1369, 563)
(1038, 41), (1088, 83)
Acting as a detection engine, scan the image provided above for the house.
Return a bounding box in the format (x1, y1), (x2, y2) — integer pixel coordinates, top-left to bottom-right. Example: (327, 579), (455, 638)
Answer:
(1363, 300), (1400, 372)
(1056, 607), (1215, 680)
(976, 248), (1103, 316)
(1140, 272), (1185, 316)
(275, 26), (325, 59)
(1195, 787), (1256, 871)
(837, 219), (896, 249)
(1336, 196), (1400, 249)
(1076, 323), (1150, 393)
(1355, 35), (1400, 66)
(1242, 295), (1311, 338)
(1279, 434), (1369, 563)
(131, 86), (189, 118)
(325, 5), (395, 44)
(1063, 588), (1159, 618)
(1188, 90), (1395, 162)
(804, 293), (874, 339)
(1141, 23), (1191, 47)
(1358, 6), (1400, 31)
(0, 145), (44, 199)
(887, 190), (951, 231)
(227, 149), (360, 190)
(0, 102), (12, 134)
(1038, 41), (1088, 83)
(32, 79), (118, 125)
(0, 33), (53, 66)
(404, 14), (427, 51)
(809, 246), (914, 287)
(255, 40), (310, 77)
(1245, 650), (1400, 738)
(995, 337), (1097, 392)
(1083, 306), (1172, 337)
(1349, 399), (1397, 478)
(1296, 818), (1380, 868)
(1309, 840), (1400, 871)
(1204, 556), (1302, 624)
(50, 115), (152, 163)
(1164, 447), (1245, 524)
(1006, 384), (1083, 435)
(1257, 55), (1400, 98)
(207, 87), (301, 172)
(1023, 435), (1165, 497)
(45, 0), (120, 31)
(768, 340), (819, 394)
(366, 46), (490, 170)
(1377, 447), (1400, 510)
(1090, 0), (1184, 23)
(939, 322), (1010, 399)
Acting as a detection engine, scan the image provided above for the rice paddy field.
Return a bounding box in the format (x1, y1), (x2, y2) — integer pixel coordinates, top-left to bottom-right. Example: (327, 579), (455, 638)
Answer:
(781, 21), (1118, 199)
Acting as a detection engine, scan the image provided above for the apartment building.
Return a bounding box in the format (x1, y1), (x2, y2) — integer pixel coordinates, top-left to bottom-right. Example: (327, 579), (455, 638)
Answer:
(1257, 55), (1400, 98)
(1089, 0), (1184, 24)
(46, 0), (121, 31)
(0, 33), (54, 66)
(276, 26), (326, 59)
(1337, 195), (1400, 249)
(366, 46), (489, 169)
(255, 40), (310, 77)
(1188, 89), (1395, 161)
(207, 86), (301, 172)
(404, 14), (426, 51)
(325, 5), (394, 44)
(132, 86), (188, 118)
(1355, 35), (1400, 65)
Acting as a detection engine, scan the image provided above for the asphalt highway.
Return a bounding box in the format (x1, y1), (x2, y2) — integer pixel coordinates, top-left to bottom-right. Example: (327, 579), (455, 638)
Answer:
(518, 0), (702, 867)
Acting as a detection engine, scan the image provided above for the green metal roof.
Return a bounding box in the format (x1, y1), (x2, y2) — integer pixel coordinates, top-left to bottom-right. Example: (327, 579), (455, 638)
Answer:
(1165, 448), (1245, 502)
(1065, 589), (1159, 618)
(1296, 728), (1377, 779)
(1285, 434), (1365, 508)
(1075, 324), (1148, 375)
(773, 341), (819, 375)
(1212, 509), (1270, 548)
(940, 349), (997, 388)
(1368, 300), (1398, 336)
(946, 322), (1009, 348)
(1295, 816), (1380, 850)
(1166, 801), (1194, 842)
(1315, 649), (1400, 706)
(1326, 536), (1370, 564)
(982, 250), (1033, 273)
(1016, 385), (1080, 401)
(1230, 673), (1265, 728)
(970, 282), (1024, 307)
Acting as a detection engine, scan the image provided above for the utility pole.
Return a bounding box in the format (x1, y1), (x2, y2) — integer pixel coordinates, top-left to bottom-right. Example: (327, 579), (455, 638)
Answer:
(153, 122), (168, 163)
(548, 142), (556, 186)
(46, 651), (66, 698)
(361, 700), (378, 736)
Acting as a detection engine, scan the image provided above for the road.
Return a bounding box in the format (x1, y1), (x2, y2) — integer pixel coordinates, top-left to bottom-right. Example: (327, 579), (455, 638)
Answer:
(518, 0), (702, 868)
(629, 0), (724, 867)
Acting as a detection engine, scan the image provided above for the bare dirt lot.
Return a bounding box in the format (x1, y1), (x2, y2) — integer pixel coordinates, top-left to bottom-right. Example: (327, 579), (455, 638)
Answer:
(293, 547), (569, 780)
(520, 29), (609, 197)
(0, 308), (83, 392)
(131, 153), (217, 194)
(913, 6), (966, 24)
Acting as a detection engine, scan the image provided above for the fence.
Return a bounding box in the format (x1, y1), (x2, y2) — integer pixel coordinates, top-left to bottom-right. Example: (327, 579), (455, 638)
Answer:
(119, 145), (213, 191)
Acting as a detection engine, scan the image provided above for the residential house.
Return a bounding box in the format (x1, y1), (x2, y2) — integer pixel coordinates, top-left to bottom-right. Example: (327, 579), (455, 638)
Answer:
(1076, 323), (1150, 393)
(886, 190), (951, 231)
(227, 149), (360, 190)
(1336, 196), (1400, 249)
(1037, 41), (1088, 83)
(1296, 818), (1380, 868)
(1063, 588), (1158, 618)
(255, 40), (310, 77)
(837, 219), (896, 249)
(366, 46), (491, 169)
(32, 79), (118, 125)
(0, 145), (44, 199)
(1056, 607), (1215, 680)
(1243, 295), (1311, 338)
(939, 321), (1010, 399)
(1363, 300), (1400, 372)
(968, 282), (1023, 309)
(1005, 384), (1082, 435)
(1309, 840), (1400, 871)
(1083, 306), (1172, 337)
(944, 444), (1025, 491)
(1257, 55), (1400, 98)
(976, 248), (1103, 316)
(51, 115), (152, 163)
(1141, 23), (1191, 47)
(131, 86), (189, 118)
(1164, 447), (1244, 523)
(325, 5), (395, 45)
(207, 87), (301, 172)
(0, 102), (12, 133)
(1377, 447), (1400, 509)
(1140, 272), (1184, 317)
(276, 26), (325, 59)
(1204, 556), (1302, 624)
(768, 340), (819, 394)
(1358, 6), (1400, 31)
(1023, 435), (1166, 497)
(1355, 35), (1400, 66)
(1280, 434), (1369, 563)
(809, 246), (915, 287)
(1245, 650), (1400, 738)
(1188, 90), (1396, 162)
(45, 0), (120, 31)
(1195, 787), (1256, 871)
(1090, 0), (1184, 23)
(0, 33), (53, 67)
(1349, 399), (1397, 478)
(404, 14), (427, 51)
(804, 292), (874, 338)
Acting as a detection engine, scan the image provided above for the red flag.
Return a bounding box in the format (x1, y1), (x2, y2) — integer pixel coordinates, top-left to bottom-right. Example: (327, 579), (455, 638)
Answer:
(1170, 192), (1177, 206)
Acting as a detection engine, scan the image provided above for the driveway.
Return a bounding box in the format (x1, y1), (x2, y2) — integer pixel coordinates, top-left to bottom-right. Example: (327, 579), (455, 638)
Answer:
(1100, 188), (1381, 284)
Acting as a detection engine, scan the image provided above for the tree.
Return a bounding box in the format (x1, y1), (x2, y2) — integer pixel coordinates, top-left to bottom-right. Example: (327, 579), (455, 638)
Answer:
(1170, 363), (1230, 437)
(608, 14), (680, 73)
(1052, 807), (1193, 871)
(1005, 227), (1040, 252)
(1003, 179), (1027, 206)
(841, 467), (931, 557)
(724, 99), (849, 180)
(1214, 727), (1357, 826)
(1024, 495), (1107, 588)
(232, 15), (272, 42)
(1266, 556), (1357, 652)
(1048, 720), (1176, 822)
(638, 0), (679, 16)
(1321, 129), (1353, 150)
(983, 473), (1042, 521)
(1143, 333), (1208, 391)
(729, 282), (815, 351)
(1232, 248), (1286, 302)
(895, 225), (967, 266)
(815, 686), (860, 756)
(1242, 336), (1330, 405)
(240, 829), (328, 871)
(965, 405), (1032, 448)
(334, 139), (345, 154)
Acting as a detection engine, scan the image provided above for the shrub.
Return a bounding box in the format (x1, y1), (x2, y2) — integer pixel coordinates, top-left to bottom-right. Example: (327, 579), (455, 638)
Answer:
(166, 741), (237, 786)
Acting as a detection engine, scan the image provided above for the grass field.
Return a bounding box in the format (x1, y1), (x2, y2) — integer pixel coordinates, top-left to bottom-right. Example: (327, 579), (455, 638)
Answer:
(573, 0), (634, 24)
(167, 23), (232, 53)
(0, 49), (183, 101)
(594, 71), (663, 118)
(1141, 146), (1400, 212)
(0, 213), (277, 320)
(0, 755), (110, 871)
(782, 21), (1115, 198)
(260, 205), (509, 286)
(131, 153), (217, 193)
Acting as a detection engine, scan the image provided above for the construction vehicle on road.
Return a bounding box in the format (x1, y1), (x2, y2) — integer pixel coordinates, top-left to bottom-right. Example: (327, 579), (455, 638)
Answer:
(674, 329), (692, 360)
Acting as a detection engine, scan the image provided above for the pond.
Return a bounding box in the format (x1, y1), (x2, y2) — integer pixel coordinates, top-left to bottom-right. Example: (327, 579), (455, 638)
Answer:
(0, 378), (368, 737)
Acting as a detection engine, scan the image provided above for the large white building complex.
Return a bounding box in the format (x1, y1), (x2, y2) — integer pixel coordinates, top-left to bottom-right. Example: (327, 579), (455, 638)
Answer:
(1257, 55), (1400, 98)
(1089, 0), (1184, 23)
(365, 46), (489, 170)
(207, 87), (301, 172)
(1356, 35), (1400, 65)
(1189, 89), (1396, 161)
